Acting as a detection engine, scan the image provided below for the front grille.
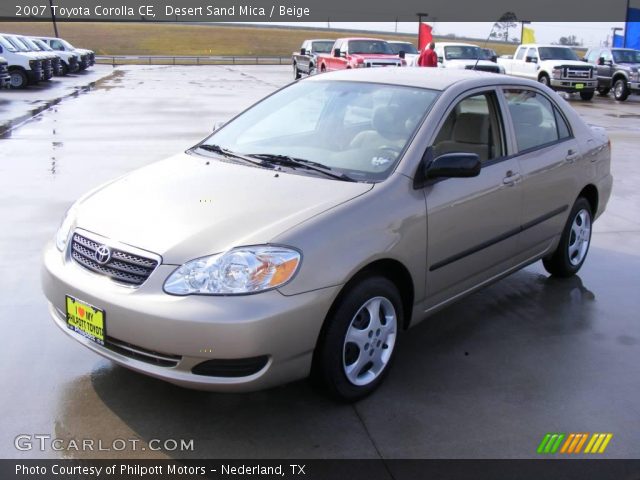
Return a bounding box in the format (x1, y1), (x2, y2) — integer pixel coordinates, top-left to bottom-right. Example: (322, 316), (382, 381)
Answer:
(564, 66), (592, 79)
(365, 61), (401, 67)
(0, 63), (7, 75)
(105, 336), (181, 367)
(71, 232), (159, 286)
(466, 64), (500, 73)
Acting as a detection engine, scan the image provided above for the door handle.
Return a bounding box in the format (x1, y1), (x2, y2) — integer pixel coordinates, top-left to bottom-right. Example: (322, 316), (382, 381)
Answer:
(503, 170), (521, 185)
(566, 149), (579, 163)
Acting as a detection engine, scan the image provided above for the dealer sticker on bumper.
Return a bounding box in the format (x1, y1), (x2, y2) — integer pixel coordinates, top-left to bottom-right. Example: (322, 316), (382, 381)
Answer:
(65, 296), (105, 346)
(575, 83), (584, 90)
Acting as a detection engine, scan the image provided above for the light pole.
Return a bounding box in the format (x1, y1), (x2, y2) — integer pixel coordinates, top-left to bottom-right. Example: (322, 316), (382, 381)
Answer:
(611, 27), (623, 47)
(416, 12), (429, 50)
(48, 0), (59, 37)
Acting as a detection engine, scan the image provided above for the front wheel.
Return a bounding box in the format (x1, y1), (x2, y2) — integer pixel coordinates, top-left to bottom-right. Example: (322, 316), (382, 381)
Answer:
(9, 70), (28, 89)
(580, 90), (594, 101)
(313, 276), (402, 402)
(538, 73), (550, 87)
(613, 78), (629, 101)
(543, 197), (592, 277)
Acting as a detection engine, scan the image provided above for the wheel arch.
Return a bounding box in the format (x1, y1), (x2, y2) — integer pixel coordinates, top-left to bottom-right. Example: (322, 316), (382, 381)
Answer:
(612, 71), (629, 84)
(578, 184), (599, 217)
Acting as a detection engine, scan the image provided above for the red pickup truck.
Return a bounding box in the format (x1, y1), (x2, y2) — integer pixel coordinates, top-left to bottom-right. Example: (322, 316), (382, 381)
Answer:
(318, 38), (405, 72)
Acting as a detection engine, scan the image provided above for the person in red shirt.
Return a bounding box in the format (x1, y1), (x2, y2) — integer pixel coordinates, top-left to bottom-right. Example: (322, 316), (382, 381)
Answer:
(418, 43), (438, 67)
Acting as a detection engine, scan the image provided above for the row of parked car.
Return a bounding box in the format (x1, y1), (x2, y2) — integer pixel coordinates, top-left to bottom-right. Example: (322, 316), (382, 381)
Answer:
(291, 37), (640, 102)
(0, 34), (95, 89)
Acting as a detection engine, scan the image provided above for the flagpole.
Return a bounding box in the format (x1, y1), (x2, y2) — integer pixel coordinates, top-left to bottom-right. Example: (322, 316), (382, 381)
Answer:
(417, 12), (429, 49)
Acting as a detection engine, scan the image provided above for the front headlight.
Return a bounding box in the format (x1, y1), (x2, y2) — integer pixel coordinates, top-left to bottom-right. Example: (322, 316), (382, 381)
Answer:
(164, 246), (301, 295)
(631, 70), (639, 82)
(55, 204), (77, 251)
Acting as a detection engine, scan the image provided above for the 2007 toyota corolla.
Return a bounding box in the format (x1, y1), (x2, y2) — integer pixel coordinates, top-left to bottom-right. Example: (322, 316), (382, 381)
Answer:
(42, 68), (612, 401)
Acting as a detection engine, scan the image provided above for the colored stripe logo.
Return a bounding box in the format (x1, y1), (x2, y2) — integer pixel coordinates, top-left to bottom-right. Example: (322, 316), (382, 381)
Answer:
(537, 433), (613, 454)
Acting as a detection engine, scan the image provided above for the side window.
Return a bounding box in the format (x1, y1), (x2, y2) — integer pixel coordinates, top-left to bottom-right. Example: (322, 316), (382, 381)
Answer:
(515, 48), (525, 60)
(526, 47), (537, 60)
(505, 89), (562, 152)
(554, 108), (571, 139)
(432, 92), (505, 163)
(50, 40), (63, 50)
(586, 49), (599, 63)
(601, 49), (613, 62)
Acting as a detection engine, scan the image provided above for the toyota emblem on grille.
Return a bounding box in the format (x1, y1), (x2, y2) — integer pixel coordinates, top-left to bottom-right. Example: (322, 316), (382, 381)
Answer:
(95, 245), (111, 265)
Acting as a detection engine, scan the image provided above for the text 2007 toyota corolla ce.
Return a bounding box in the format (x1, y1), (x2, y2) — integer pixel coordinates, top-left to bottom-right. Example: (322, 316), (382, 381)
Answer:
(42, 69), (612, 401)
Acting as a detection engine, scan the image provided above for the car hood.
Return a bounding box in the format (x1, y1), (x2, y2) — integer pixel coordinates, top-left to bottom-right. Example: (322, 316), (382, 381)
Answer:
(445, 59), (498, 69)
(74, 152), (374, 264)
(541, 59), (590, 67)
(351, 53), (402, 61)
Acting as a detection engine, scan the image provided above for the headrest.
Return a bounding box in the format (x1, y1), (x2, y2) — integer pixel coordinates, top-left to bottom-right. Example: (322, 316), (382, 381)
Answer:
(509, 102), (543, 127)
(452, 113), (489, 144)
(372, 105), (407, 140)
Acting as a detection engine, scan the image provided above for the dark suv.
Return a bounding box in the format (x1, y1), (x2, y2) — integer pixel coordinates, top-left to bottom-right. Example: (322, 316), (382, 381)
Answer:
(584, 47), (640, 101)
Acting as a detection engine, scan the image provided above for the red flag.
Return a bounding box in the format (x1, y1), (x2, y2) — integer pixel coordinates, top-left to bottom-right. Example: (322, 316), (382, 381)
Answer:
(418, 23), (433, 51)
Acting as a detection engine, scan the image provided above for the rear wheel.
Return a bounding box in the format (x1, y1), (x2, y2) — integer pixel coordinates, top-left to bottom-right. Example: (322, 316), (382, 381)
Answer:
(9, 70), (28, 89)
(313, 276), (402, 402)
(543, 197), (592, 277)
(613, 78), (629, 101)
(580, 90), (594, 101)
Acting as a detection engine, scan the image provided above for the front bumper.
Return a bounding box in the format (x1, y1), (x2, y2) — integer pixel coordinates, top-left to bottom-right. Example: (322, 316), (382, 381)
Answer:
(0, 70), (9, 88)
(42, 240), (340, 392)
(550, 79), (596, 93)
(629, 81), (640, 93)
(26, 68), (44, 83)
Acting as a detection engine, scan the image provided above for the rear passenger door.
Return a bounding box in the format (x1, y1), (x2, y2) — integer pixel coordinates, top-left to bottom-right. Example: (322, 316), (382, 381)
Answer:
(424, 89), (523, 308)
(502, 88), (579, 258)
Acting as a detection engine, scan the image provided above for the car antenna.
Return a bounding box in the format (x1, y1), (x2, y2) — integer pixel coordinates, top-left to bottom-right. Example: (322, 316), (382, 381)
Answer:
(474, 12), (517, 71)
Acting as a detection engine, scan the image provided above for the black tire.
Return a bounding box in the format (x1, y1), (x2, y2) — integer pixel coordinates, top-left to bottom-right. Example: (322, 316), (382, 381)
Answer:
(308, 63), (316, 76)
(9, 69), (28, 89)
(580, 90), (594, 101)
(293, 63), (301, 80)
(543, 197), (593, 277)
(597, 87), (610, 96)
(312, 276), (403, 402)
(60, 62), (69, 76)
(538, 73), (550, 87)
(613, 78), (629, 101)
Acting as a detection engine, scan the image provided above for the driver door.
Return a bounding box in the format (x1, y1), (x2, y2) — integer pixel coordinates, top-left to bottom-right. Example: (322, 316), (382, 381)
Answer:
(423, 89), (523, 309)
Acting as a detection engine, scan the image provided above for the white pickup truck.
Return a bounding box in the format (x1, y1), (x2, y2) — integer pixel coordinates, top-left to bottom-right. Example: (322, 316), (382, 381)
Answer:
(435, 42), (505, 73)
(498, 44), (596, 100)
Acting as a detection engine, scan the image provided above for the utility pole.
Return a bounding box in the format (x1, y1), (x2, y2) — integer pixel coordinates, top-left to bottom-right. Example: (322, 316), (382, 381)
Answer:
(48, 0), (59, 37)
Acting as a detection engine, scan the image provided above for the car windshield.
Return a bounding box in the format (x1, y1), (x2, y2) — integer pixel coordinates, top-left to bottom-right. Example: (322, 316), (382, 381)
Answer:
(349, 40), (393, 55)
(19, 37), (40, 51)
(0, 36), (17, 52)
(196, 80), (439, 182)
(5, 36), (30, 52)
(612, 49), (640, 63)
(481, 49), (496, 59)
(33, 39), (53, 51)
(538, 47), (579, 61)
(60, 39), (75, 49)
(444, 45), (483, 60)
(312, 41), (334, 53)
(388, 43), (419, 55)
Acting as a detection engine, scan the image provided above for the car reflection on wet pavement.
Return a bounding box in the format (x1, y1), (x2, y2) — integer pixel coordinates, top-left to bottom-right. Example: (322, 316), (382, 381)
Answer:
(0, 66), (638, 459)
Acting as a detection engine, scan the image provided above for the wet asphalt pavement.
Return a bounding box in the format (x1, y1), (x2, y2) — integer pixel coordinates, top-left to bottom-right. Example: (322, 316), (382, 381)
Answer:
(0, 66), (638, 460)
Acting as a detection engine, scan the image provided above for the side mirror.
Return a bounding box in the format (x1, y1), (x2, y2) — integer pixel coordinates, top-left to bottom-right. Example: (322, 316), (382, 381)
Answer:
(212, 121), (226, 132)
(490, 55), (497, 63)
(333, 48), (341, 58)
(437, 56), (443, 63)
(414, 150), (481, 188)
(425, 152), (481, 179)
(399, 50), (406, 59)
(598, 57), (605, 66)
(300, 48), (306, 56)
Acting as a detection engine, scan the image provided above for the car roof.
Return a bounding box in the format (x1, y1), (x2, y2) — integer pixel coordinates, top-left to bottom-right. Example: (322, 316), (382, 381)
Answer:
(307, 39), (335, 43)
(388, 40), (414, 44)
(437, 42), (479, 48)
(336, 37), (386, 42)
(305, 67), (540, 91)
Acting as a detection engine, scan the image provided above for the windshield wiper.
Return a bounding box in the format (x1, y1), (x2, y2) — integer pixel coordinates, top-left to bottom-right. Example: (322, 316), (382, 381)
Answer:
(196, 144), (269, 168)
(248, 153), (356, 182)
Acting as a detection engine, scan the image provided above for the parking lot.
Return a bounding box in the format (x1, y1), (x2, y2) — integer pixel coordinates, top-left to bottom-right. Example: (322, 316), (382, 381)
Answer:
(0, 65), (638, 459)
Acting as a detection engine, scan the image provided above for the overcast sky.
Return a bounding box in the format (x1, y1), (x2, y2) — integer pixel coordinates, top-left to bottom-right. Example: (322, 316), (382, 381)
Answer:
(265, 22), (627, 47)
